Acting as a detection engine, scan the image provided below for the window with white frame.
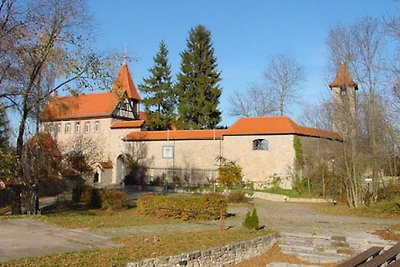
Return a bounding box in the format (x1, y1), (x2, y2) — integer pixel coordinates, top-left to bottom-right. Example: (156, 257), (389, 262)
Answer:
(85, 121), (90, 133)
(252, 139), (269, 150)
(65, 122), (71, 134)
(75, 122), (80, 134)
(95, 121), (100, 133)
(57, 123), (62, 133)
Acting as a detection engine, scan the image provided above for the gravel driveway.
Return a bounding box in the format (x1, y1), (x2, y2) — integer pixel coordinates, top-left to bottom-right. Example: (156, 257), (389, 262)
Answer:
(228, 199), (399, 237)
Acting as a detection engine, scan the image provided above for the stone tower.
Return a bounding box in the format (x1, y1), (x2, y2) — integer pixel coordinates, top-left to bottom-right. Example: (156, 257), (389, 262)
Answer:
(329, 63), (358, 134)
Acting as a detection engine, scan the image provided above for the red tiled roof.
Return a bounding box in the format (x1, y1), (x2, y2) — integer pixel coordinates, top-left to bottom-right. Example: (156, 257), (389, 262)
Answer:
(126, 129), (225, 141)
(100, 160), (113, 169)
(41, 92), (119, 121)
(112, 64), (141, 100)
(125, 116), (342, 141)
(139, 112), (147, 121)
(111, 120), (145, 129)
(26, 133), (61, 157)
(225, 116), (342, 140)
(41, 63), (141, 121)
(329, 63), (358, 89)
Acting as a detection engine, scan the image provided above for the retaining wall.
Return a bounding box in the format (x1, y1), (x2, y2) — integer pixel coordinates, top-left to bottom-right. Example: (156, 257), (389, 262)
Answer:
(127, 233), (277, 267)
(253, 191), (328, 203)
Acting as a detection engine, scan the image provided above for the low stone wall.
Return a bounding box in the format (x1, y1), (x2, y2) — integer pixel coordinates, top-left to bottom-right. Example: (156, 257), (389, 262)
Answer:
(253, 191), (328, 203)
(127, 233), (277, 267)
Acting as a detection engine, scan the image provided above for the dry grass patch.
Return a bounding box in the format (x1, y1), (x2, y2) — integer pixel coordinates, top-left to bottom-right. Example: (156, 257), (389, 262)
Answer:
(318, 199), (400, 219)
(233, 243), (339, 267)
(374, 223), (400, 241)
(5, 229), (272, 267)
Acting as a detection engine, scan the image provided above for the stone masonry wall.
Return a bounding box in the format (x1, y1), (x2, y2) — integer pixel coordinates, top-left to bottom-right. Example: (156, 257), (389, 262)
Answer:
(223, 134), (296, 189)
(127, 233), (277, 267)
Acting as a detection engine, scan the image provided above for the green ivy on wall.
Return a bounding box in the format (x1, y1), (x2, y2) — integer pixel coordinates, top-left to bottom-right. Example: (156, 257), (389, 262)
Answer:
(293, 135), (303, 169)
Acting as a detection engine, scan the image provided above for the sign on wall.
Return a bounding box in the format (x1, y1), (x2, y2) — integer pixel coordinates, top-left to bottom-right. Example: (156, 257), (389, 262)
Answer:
(162, 146), (174, 159)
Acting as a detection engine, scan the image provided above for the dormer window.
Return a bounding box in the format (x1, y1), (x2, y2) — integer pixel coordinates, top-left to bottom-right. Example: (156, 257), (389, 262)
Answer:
(253, 139), (269, 150)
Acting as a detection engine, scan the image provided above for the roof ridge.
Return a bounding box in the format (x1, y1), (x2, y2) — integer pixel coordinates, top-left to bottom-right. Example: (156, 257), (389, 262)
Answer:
(329, 63), (358, 89)
(112, 64), (141, 100)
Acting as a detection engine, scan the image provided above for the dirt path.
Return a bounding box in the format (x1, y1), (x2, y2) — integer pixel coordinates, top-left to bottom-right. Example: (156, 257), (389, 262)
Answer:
(0, 218), (121, 262)
(227, 199), (399, 237)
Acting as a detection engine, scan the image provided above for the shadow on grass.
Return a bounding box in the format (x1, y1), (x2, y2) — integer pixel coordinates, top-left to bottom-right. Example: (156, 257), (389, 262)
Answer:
(40, 200), (96, 215)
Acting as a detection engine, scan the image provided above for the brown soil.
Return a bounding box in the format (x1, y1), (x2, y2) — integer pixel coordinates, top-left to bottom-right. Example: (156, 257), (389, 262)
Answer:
(374, 229), (400, 241)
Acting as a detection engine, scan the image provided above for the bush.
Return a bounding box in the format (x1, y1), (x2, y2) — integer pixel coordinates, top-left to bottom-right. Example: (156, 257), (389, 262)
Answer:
(242, 208), (259, 230)
(79, 185), (128, 210)
(216, 156), (243, 188)
(226, 192), (247, 203)
(137, 194), (227, 221)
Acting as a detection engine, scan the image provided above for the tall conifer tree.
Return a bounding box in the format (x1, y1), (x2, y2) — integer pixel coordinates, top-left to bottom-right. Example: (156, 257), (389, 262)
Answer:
(176, 25), (222, 129)
(139, 41), (175, 130)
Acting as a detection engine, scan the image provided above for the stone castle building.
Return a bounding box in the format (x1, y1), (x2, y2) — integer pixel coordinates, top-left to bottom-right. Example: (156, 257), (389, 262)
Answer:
(41, 62), (353, 189)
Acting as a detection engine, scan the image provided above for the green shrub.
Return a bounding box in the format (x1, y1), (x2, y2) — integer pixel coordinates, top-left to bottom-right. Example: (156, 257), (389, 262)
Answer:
(79, 185), (128, 211)
(100, 189), (128, 211)
(242, 208), (259, 230)
(137, 194), (227, 221)
(216, 156), (243, 188)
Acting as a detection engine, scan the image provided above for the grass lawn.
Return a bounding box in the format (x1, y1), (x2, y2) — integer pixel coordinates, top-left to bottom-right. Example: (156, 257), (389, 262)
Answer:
(35, 206), (176, 229)
(2, 200), (273, 266)
(4, 228), (272, 266)
(261, 187), (319, 199)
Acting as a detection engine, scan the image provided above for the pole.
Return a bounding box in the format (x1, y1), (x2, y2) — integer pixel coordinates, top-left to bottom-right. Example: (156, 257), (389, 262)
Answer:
(331, 157), (336, 205)
(219, 211), (224, 231)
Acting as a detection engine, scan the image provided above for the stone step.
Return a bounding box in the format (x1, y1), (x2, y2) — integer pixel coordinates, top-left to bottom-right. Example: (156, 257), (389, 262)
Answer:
(277, 231), (397, 265)
(279, 243), (353, 255)
(280, 233), (395, 250)
(283, 250), (347, 264)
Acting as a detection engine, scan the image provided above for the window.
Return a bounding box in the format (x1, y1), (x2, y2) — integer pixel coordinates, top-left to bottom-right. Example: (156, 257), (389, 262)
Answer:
(85, 122), (90, 133)
(340, 87), (347, 96)
(65, 122), (71, 134)
(57, 123), (62, 133)
(75, 122), (80, 134)
(95, 121), (100, 133)
(253, 139), (269, 150)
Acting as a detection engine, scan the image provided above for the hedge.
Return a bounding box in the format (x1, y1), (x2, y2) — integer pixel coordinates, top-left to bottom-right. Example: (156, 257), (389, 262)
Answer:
(79, 185), (128, 211)
(137, 194), (227, 221)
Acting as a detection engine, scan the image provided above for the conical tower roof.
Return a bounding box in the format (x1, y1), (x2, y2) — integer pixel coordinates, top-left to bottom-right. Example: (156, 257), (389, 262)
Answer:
(112, 63), (141, 100)
(329, 63), (358, 90)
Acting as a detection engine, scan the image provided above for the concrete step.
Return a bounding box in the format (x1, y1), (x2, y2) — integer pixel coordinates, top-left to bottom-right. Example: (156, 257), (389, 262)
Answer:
(277, 231), (397, 264)
(279, 243), (353, 256)
(282, 250), (347, 264)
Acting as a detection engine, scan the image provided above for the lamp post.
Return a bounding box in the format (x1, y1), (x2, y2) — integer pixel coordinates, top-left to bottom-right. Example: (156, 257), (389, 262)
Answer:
(331, 156), (336, 205)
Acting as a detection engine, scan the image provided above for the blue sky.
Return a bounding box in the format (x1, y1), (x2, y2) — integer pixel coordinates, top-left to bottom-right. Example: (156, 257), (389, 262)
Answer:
(88, 0), (400, 126)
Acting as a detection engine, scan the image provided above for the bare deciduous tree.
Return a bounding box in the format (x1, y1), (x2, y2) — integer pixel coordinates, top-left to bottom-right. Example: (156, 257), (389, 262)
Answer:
(228, 84), (277, 117)
(229, 54), (305, 118)
(62, 135), (105, 167)
(263, 54), (306, 116)
(0, 0), (115, 214)
(300, 99), (332, 131)
(324, 16), (399, 206)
